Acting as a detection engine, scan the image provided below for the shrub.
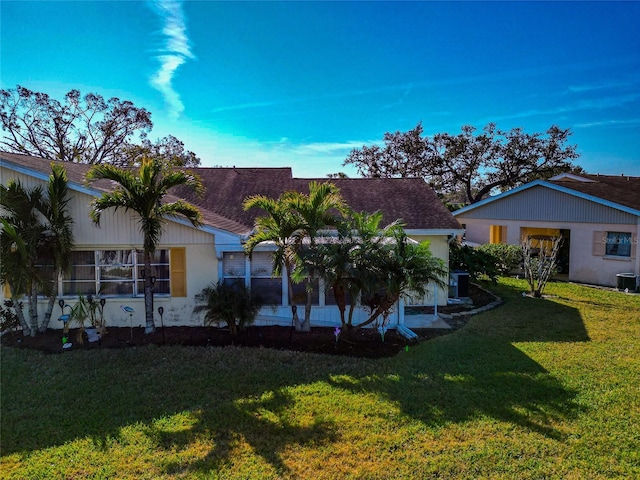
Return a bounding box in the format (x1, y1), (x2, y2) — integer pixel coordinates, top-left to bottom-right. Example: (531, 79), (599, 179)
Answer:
(193, 281), (264, 335)
(449, 241), (499, 283)
(477, 243), (522, 275)
(0, 300), (21, 333)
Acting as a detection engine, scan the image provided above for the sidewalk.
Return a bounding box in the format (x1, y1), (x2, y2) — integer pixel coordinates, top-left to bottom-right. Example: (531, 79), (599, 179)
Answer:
(403, 314), (452, 329)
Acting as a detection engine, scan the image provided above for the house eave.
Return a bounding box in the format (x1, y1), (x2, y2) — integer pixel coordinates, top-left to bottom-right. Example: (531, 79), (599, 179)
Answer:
(405, 228), (465, 237)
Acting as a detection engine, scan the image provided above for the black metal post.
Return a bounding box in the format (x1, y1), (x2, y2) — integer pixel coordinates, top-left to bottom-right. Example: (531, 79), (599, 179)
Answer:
(158, 306), (165, 345)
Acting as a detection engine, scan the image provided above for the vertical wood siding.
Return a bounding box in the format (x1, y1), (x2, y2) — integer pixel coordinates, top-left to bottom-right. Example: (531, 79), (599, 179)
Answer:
(458, 186), (637, 224)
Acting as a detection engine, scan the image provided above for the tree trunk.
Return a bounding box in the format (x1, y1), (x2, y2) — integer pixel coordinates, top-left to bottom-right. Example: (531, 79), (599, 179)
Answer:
(302, 278), (313, 332)
(40, 274), (60, 332)
(332, 283), (347, 327)
(286, 266), (303, 331)
(29, 284), (38, 337)
(144, 252), (156, 334)
(8, 285), (31, 336)
(351, 295), (397, 332)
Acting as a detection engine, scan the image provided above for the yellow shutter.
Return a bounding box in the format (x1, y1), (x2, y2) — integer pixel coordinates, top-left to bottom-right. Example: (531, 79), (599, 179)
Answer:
(489, 225), (498, 244)
(170, 248), (187, 297)
(3, 283), (11, 298)
(490, 225), (506, 244)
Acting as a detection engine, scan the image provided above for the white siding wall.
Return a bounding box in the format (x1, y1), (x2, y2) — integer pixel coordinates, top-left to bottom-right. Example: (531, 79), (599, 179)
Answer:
(406, 234), (450, 306)
(1, 166), (222, 328)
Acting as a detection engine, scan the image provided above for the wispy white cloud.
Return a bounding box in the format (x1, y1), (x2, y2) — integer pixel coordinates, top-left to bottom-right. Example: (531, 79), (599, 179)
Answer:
(477, 93), (640, 125)
(567, 81), (634, 94)
(210, 100), (281, 113)
(574, 118), (640, 129)
(148, 0), (194, 119)
(153, 121), (375, 177)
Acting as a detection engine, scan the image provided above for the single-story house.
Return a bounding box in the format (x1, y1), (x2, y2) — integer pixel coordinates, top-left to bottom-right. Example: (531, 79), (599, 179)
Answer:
(1, 152), (463, 329)
(454, 173), (640, 288)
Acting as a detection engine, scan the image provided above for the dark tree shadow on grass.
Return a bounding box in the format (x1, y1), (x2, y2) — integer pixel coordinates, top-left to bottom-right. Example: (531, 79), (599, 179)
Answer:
(466, 280), (591, 343)
(0, 347), (341, 477)
(330, 334), (584, 441)
(1, 281), (589, 476)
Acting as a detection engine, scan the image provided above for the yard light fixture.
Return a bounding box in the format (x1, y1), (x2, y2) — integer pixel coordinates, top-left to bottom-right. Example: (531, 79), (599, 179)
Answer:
(121, 305), (134, 340)
(158, 306), (165, 345)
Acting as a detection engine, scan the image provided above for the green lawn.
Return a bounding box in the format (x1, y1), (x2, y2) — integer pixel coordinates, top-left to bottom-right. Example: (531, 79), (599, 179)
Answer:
(2, 278), (639, 479)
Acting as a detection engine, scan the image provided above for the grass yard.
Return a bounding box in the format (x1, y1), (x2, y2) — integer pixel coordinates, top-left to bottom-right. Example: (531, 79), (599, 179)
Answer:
(1, 278), (639, 479)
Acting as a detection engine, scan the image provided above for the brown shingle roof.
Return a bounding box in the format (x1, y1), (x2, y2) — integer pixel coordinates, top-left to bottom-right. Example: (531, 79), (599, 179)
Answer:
(296, 177), (461, 230)
(175, 167), (461, 231)
(549, 174), (640, 212)
(1, 152), (461, 234)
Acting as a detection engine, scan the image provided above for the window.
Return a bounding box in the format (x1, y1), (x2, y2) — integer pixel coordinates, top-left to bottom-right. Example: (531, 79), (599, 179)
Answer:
(249, 252), (282, 305)
(137, 250), (170, 295)
(63, 251), (98, 295)
(98, 250), (134, 295)
(290, 279), (319, 305)
(222, 252), (246, 280)
(61, 249), (171, 297)
(605, 232), (632, 257)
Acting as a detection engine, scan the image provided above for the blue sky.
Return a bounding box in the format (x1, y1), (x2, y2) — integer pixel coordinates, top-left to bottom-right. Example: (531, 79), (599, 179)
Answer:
(2, 1), (639, 177)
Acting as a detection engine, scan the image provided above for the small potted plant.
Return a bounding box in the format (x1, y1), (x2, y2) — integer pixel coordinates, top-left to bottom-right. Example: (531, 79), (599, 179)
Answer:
(87, 295), (107, 338)
(69, 294), (90, 344)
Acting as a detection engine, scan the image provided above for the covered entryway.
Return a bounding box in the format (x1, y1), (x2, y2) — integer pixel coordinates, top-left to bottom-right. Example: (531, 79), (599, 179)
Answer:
(520, 227), (571, 277)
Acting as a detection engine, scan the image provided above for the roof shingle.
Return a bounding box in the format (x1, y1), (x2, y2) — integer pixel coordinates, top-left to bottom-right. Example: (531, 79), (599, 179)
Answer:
(1, 152), (461, 234)
(549, 174), (640, 212)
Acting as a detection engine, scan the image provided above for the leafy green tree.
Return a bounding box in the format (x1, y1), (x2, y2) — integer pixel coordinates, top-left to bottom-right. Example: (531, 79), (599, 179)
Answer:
(120, 134), (200, 168)
(243, 192), (305, 331)
(86, 158), (203, 333)
(244, 182), (347, 332)
(0, 180), (48, 336)
(344, 122), (581, 204)
(285, 182), (347, 331)
(38, 163), (75, 332)
(312, 211), (386, 329)
(314, 212), (447, 332)
(356, 225), (448, 331)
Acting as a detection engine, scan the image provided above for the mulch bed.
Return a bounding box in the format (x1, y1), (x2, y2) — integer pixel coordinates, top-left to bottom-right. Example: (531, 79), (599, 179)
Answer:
(1, 284), (495, 359)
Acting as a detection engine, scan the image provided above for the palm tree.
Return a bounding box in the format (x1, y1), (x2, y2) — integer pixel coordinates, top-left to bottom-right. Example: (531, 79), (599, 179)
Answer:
(357, 225), (448, 331)
(314, 211), (448, 332)
(0, 180), (48, 336)
(313, 210), (384, 329)
(38, 163), (75, 332)
(243, 193), (304, 330)
(86, 157), (203, 333)
(284, 182), (346, 330)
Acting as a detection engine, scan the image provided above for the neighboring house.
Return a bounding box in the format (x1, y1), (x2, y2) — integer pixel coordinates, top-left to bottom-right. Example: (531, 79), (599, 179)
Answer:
(454, 173), (640, 288)
(1, 152), (462, 329)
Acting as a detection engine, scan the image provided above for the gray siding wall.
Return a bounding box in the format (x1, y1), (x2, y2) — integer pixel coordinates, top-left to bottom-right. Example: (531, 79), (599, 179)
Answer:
(458, 186), (637, 224)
